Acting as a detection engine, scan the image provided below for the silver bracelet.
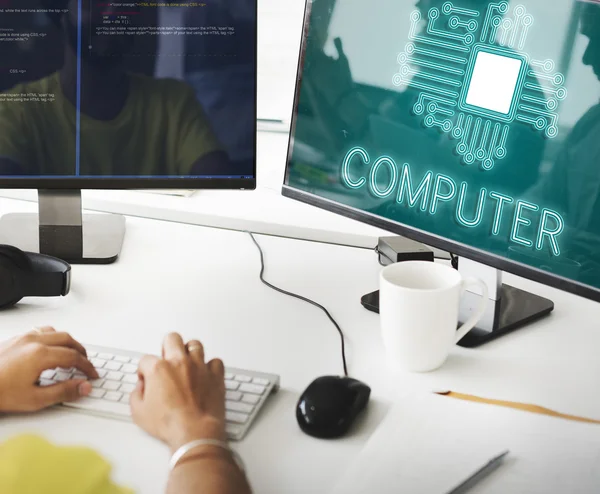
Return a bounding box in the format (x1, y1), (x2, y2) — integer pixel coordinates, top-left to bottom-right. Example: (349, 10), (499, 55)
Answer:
(169, 439), (245, 473)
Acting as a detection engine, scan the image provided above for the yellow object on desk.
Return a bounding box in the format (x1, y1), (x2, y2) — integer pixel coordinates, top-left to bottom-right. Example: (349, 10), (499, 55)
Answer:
(0, 435), (134, 494)
(440, 391), (600, 425)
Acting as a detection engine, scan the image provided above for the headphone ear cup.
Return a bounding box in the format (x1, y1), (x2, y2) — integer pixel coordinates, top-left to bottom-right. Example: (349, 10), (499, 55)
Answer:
(0, 261), (22, 309)
(0, 245), (31, 271)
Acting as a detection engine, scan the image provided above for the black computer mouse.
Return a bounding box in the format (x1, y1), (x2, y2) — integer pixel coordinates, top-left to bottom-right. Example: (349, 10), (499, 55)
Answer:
(296, 376), (371, 439)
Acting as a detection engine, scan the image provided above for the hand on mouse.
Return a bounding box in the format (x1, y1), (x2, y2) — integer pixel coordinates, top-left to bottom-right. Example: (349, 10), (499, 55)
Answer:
(0, 327), (98, 412)
(130, 333), (226, 452)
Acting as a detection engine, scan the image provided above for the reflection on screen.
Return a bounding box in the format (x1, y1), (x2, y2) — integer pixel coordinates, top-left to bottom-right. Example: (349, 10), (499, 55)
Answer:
(286, 0), (600, 291)
(0, 0), (256, 178)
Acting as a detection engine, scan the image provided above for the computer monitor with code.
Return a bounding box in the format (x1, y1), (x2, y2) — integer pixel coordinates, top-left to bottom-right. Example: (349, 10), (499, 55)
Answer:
(0, 0), (256, 262)
(283, 0), (599, 345)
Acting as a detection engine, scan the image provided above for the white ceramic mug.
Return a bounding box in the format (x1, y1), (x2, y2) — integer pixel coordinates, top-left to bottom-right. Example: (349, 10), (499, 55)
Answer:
(379, 261), (488, 372)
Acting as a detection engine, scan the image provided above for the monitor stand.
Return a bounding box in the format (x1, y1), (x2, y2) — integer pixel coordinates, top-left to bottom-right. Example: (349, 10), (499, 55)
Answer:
(0, 189), (125, 264)
(361, 257), (554, 348)
(455, 258), (553, 347)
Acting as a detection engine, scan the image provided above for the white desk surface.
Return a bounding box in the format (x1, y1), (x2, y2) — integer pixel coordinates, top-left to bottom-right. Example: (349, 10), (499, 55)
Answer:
(1, 197), (600, 494)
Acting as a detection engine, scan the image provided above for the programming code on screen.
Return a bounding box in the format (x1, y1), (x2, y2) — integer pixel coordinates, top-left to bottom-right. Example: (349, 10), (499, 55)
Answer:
(0, 0), (256, 178)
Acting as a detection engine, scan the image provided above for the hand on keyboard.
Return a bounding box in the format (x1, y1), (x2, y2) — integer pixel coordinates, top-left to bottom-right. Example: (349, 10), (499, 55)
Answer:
(4, 327), (278, 442)
(130, 333), (227, 452)
(0, 326), (98, 412)
(0, 329), (255, 494)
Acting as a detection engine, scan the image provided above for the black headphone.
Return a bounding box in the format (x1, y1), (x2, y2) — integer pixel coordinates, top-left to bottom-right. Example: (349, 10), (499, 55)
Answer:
(0, 245), (71, 309)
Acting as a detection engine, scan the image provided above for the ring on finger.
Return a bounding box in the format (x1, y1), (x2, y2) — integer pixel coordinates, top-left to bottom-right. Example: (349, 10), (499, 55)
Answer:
(33, 327), (53, 334)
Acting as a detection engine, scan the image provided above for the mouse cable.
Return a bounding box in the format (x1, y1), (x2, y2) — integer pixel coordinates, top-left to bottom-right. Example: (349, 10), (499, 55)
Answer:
(247, 232), (349, 377)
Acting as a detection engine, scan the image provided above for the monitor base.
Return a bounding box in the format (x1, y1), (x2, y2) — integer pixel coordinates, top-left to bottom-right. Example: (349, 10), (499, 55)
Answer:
(0, 213), (125, 264)
(360, 284), (553, 348)
(456, 284), (553, 347)
(0, 189), (125, 264)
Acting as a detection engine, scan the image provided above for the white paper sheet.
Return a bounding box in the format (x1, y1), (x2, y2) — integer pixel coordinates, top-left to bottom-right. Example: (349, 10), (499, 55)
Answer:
(331, 393), (600, 494)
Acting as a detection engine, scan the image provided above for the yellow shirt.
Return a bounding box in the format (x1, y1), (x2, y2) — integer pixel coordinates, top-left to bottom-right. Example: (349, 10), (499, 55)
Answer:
(0, 72), (221, 176)
(0, 434), (134, 494)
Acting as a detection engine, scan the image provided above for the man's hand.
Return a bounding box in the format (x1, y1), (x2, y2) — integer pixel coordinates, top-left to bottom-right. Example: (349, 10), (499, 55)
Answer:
(0, 327), (98, 412)
(131, 333), (226, 452)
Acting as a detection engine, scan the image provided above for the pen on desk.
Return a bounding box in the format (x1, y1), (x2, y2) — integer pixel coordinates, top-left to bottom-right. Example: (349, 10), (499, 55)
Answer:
(445, 450), (510, 494)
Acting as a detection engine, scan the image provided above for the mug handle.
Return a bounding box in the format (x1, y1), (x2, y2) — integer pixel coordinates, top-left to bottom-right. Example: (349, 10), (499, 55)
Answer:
(455, 277), (489, 344)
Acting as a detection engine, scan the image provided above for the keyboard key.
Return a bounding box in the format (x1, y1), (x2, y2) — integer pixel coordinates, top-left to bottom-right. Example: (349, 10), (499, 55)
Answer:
(64, 397), (130, 415)
(87, 351), (97, 358)
(55, 371), (72, 382)
(226, 391), (242, 401)
(91, 379), (105, 388)
(120, 394), (130, 404)
(58, 367), (74, 373)
(252, 377), (270, 386)
(114, 356), (130, 363)
(104, 391), (123, 402)
(89, 389), (105, 399)
(226, 401), (254, 414)
(121, 364), (137, 374)
(73, 371), (87, 379)
(225, 381), (240, 391)
(98, 353), (114, 360)
(119, 383), (136, 393)
(96, 369), (108, 378)
(130, 358), (140, 365)
(39, 379), (55, 387)
(235, 375), (252, 383)
(102, 381), (121, 391)
(122, 374), (138, 384)
(40, 369), (55, 380)
(225, 373), (234, 380)
(106, 371), (123, 381)
(239, 383), (265, 395)
(226, 411), (249, 424)
(225, 423), (243, 437)
(242, 394), (260, 405)
(91, 358), (107, 368)
(105, 361), (122, 371)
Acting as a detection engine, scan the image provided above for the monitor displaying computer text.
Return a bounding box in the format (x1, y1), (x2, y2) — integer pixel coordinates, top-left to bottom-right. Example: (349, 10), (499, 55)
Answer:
(284, 0), (600, 298)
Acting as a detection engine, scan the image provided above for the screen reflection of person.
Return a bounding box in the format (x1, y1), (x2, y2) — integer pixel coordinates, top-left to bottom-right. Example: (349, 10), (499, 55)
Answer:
(183, 0), (256, 176)
(0, 0), (230, 177)
(529, 3), (600, 283)
(298, 0), (376, 155)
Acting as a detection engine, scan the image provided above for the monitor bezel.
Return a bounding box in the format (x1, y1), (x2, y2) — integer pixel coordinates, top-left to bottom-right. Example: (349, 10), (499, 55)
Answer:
(0, 1), (258, 191)
(0, 178), (256, 189)
(282, 0), (600, 304)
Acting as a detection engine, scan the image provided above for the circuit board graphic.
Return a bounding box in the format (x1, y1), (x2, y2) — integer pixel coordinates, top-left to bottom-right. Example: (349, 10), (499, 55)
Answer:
(393, 1), (567, 171)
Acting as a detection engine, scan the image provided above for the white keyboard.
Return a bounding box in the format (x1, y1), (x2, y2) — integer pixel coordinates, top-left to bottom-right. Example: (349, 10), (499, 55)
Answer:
(38, 345), (280, 441)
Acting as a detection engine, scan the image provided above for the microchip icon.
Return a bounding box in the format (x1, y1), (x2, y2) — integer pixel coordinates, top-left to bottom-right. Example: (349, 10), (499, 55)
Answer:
(459, 45), (528, 122)
(393, 2), (568, 171)
(462, 47), (525, 119)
